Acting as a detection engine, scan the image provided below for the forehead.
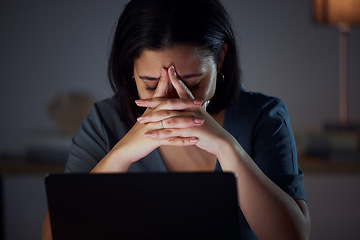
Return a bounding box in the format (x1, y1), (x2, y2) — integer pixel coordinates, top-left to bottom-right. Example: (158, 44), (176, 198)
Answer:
(134, 45), (214, 75)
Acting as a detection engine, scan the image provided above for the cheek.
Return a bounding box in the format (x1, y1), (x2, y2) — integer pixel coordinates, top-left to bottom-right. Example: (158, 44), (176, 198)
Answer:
(192, 75), (217, 101)
(205, 77), (217, 100)
(195, 62), (217, 101)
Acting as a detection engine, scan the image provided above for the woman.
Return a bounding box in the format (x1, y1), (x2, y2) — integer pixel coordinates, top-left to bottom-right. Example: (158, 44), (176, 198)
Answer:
(42, 0), (310, 239)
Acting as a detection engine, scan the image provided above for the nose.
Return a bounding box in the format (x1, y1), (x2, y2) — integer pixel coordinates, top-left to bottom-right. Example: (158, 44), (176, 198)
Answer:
(166, 82), (179, 98)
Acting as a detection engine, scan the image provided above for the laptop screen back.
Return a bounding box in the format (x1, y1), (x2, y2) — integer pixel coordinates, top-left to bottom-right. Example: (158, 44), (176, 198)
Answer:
(46, 172), (241, 239)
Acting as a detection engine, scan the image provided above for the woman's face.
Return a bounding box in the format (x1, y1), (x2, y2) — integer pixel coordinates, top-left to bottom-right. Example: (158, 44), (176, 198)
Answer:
(133, 45), (220, 101)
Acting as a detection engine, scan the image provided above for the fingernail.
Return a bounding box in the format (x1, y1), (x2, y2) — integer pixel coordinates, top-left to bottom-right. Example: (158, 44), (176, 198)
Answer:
(169, 65), (176, 76)
(135, 100), (144, 105)
(145, 132), (152, 137)
(161, 68), (167, 77)
(194, 118), (204, 124)
(193, 100), (203, 105)
(137, 116), (145, 122)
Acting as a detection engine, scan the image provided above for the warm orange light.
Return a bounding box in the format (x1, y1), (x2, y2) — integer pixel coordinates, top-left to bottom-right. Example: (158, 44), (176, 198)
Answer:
(312, 0), (360, 25)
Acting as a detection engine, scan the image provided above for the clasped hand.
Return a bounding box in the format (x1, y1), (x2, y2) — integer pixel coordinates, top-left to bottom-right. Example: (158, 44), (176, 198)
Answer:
(116, 65), (230, 165)
(134, 65), (228, 157)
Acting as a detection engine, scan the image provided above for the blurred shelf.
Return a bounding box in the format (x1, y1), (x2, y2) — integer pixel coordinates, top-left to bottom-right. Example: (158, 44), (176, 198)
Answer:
(299, 156), (360, 174)
(0, 157), (65, 174)
(295, 127), (360, 174)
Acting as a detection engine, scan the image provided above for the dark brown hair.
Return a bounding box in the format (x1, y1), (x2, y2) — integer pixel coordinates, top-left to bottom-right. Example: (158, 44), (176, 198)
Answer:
(108, 0), (243, 129)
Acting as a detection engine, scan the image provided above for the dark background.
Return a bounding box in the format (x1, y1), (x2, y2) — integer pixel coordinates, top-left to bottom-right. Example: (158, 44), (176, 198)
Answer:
(1, 0), (359, 154)
(0, 0), (359, 239)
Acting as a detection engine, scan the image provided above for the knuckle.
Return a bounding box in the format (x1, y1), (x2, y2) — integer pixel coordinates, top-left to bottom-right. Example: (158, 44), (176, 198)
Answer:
(164, 129), (173, 135)
(169, 98), (182, 106)
(188, 117), (195, 123)
(170, 138), (184, 144)
(166, 118), (177, 125)
(168, 138), (176, 143)
(187, 99), (196, 105)
(168, 99), (177, 105)
(163, 110), (172, 117)
(152, 131), (160, 137)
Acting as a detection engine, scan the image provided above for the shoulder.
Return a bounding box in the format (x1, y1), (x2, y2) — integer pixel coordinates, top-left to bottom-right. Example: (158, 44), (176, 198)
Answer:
(92, 95), (121, 117)
(234, 91), (285, 111)
(66, 96), (126, 173)
(227, 91), (288, 121)
(84, 95), (128, 140)
(88, 95), (123, 122)
(224, 91), (292, 147)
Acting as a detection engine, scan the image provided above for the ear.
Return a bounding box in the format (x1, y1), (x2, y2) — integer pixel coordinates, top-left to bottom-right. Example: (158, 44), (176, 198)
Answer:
(217, 43), (228, 72)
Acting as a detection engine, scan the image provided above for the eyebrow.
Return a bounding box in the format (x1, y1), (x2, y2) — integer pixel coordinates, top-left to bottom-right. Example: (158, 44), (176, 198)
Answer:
(139, 73), (203, 81)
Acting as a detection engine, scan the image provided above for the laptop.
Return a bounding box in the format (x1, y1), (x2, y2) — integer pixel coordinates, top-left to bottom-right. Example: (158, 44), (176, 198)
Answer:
(45, 172), (241, 239)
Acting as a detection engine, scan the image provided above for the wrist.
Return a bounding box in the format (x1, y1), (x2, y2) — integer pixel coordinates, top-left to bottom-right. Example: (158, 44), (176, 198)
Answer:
(214, 133), (244, 166)
(91, 144), (134, 173)
(111, 142), (137, 165)
(213, 133), (234, 159)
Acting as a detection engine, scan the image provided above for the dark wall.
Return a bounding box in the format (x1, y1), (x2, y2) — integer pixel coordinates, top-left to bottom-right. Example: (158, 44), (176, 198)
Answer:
(1, 0), (359, 151)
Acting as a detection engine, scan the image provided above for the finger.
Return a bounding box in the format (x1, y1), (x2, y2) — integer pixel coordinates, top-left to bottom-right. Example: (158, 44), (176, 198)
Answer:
(147, 116), (204, 131)
(163, 116), (204, 129)
(144, 128), (192, 138)
(167, 137), (199, 145)
(155, 137), (198, 146)
(135, 97), (168, 109)
(137, 110), (196, 123)
(153, 68), (169, 98)
(168, 65), (194, 99)
(145, 129), (199, 146)
(144, 129), (199, 145)
(136, 98), (202, 109)
(140, 116), (204, 129)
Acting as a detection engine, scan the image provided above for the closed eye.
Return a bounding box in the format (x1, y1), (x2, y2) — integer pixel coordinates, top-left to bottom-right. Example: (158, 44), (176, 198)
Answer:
(139, 76), (160, 81)
(139, 73), (203, 81)
(145, 79), (200, 92)
(139, 73), (204, 92)
(146, 86), (157, 91)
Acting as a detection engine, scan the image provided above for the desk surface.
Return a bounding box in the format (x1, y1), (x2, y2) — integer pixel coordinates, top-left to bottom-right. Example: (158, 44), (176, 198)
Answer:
(0, 157), (65, 174)
(1, 157), (360, 174)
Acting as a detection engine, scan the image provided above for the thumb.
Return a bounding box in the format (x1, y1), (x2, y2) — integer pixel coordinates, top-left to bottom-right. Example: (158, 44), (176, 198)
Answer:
(153, 68), (169, 98)
(168, 65), (194, 100)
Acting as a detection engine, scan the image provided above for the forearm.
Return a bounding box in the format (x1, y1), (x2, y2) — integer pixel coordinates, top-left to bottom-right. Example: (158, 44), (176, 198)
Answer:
(217, 136), (310, 240)
(42, 211), (52, 240)
(90, 122), (159, 173)
(90, 148), (133, 173)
